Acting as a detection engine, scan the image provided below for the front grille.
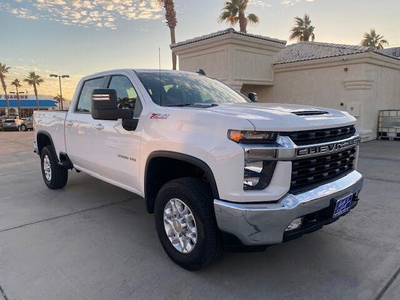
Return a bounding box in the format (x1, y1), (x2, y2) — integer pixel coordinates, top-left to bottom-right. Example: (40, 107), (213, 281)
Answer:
(281, 125), (356, 146)
(291, 148), (357, 191)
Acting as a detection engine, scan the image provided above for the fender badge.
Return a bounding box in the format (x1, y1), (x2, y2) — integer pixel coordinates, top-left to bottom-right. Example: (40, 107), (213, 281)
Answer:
(150, 113), (169, 119)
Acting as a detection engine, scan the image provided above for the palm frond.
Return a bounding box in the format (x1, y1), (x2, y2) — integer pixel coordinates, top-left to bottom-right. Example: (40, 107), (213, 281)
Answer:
(290, 14), (315, 42)
(247, 13), (259, 24)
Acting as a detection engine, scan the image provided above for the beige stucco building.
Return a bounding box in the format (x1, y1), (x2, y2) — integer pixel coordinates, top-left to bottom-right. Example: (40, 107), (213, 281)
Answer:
(172, 29), (400, 142)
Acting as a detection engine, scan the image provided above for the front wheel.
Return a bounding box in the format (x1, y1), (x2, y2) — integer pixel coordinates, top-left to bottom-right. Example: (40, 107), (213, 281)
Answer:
(40, 146), (68, 189)
(154, 177), (222, 271)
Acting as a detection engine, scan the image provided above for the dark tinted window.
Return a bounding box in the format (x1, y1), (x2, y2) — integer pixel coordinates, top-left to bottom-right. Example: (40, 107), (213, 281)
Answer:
(108, 76), (142, 116)
(136, 71), (249, 107)
(76, 77), (104, 113)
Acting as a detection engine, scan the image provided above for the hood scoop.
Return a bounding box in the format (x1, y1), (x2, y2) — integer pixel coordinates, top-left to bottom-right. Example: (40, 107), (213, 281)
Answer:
(292, 110), (329, 116)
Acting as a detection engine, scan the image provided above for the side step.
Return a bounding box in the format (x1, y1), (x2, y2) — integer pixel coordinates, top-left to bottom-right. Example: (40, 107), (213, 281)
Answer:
(58, 152), (74, 169)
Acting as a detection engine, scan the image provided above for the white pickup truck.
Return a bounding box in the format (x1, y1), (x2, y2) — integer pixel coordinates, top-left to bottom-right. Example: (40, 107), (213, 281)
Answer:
(34, 69), (363, 270)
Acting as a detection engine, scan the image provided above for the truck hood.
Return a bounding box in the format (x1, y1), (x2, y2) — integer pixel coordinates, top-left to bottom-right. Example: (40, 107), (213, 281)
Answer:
(206, 103), (356, 131)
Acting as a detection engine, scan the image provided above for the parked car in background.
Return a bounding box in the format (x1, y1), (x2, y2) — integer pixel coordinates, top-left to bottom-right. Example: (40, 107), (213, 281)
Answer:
(20, 117), (33, 131)
(2, 119), (20, 131)
(0, 116), (7, 128)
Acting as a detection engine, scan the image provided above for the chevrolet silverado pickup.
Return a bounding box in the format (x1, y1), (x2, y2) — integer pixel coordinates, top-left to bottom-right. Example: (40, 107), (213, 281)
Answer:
(34, 69), (363, 270)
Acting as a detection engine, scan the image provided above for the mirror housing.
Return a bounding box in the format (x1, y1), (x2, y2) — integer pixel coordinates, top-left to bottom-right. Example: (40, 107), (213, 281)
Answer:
(92, 89), (133, 120)
(122, 119), (139, 131)
(248, 92), (258, 103)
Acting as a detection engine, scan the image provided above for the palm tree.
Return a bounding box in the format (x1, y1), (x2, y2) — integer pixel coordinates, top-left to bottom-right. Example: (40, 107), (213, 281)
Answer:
(140, 0), (178, 70)
(117, 96), (133, 109)
(218, 0), (259, 33)
(289, 14), (316, 42)
(361, 29), (389, 49)
(11, 79), (22, 117)
(24, 72), (43, 110)
(0, 63), (11, 116)
(53, 94), (65, 110)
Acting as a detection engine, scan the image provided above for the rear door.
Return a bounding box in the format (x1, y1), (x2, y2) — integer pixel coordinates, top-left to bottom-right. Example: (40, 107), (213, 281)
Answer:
(65, 76), (106, 173)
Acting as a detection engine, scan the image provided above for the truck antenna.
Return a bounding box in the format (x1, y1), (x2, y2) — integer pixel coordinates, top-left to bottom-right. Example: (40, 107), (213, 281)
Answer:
(159, 47), (162, 106)
(159, 47), (161, 70)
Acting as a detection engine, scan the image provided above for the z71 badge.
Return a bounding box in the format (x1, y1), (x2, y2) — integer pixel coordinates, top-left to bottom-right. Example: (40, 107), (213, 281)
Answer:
(150, 113), (169, 120)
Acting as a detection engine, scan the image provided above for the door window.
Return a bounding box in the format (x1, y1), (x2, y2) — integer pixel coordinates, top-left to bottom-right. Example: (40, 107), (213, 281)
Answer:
(75, 77), (105, 113)
(108, 76), (142, 117)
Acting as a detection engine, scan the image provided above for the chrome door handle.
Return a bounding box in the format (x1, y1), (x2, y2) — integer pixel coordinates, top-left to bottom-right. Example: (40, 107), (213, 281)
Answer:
(93, 124), (104, 130)
(65, 121), (73, 127)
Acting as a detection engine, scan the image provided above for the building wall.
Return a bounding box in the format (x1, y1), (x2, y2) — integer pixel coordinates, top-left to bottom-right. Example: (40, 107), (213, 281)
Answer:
(361, 62), (400, 139)
(0, 94), (57, 117)
(179, 45), (230, 81)
(262, 62), (365, 111)
(260, 55), (400, 141)
(173, 32), (285, 90)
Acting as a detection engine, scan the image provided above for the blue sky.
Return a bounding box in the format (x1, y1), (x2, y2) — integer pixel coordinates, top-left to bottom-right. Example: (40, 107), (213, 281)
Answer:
(1, 0), (398, 99)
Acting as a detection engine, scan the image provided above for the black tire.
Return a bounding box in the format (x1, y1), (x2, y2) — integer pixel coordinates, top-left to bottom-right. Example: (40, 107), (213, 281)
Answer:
(40, 146), (68, 189)
(20, 124), (27, 132)
(155, 177), (222, 271)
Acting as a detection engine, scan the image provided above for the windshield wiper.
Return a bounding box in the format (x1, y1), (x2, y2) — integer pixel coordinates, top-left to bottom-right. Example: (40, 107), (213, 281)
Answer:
(164, 103), (193, 107)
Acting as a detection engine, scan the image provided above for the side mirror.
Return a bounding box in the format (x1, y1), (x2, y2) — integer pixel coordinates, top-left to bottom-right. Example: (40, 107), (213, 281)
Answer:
(122, 119), (139, 131)
(92, 89), (132, 120)
(248, 92), (258, 103)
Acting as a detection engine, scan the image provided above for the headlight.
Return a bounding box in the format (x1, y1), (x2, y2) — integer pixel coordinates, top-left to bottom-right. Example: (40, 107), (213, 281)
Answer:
(228, 130), (278, 144)
(228, 130), (279, 191)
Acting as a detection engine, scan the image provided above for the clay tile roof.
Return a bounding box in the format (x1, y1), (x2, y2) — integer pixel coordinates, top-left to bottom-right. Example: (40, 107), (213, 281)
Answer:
(171, 28), (286, 49)
(274, 42), (374, 64)
(376, 47), (400, 59)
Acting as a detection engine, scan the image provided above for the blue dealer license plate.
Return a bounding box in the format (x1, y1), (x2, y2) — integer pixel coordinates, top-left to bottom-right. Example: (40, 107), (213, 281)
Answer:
(333, 194), (353, 218)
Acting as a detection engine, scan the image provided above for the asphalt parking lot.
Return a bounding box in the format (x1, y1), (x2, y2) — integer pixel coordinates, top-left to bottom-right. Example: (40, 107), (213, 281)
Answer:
(0, 131), (399, 300)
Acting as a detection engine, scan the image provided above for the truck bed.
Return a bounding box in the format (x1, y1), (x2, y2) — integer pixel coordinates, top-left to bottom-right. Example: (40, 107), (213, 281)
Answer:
(34, 111), (68, 155)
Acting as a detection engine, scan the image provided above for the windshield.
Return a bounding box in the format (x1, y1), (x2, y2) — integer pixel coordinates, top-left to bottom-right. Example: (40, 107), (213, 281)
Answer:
(136, 71), (249, 107)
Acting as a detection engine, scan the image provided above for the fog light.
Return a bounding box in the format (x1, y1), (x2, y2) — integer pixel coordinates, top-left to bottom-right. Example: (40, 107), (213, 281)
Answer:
(245, 161), (264, 173)
(285, 217), (303, 231)
(244, 177), (260, 187)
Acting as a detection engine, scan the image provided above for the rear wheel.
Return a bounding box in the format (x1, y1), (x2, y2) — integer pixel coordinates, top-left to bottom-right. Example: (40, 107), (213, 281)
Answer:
(155, 177), (222, 271)
(20, 124), (27, 131)
(40, 146), (68, 189)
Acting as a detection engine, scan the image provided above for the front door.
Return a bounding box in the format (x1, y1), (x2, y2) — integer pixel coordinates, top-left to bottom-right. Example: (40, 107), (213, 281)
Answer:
(92, 74), (143, 193)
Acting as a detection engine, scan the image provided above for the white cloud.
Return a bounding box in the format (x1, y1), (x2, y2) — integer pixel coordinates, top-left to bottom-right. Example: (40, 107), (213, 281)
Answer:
(1, 0), (163, 30)
(249, 0), (315, 8)
(250, 0), (272, 8)
(281, 0), (303, 6)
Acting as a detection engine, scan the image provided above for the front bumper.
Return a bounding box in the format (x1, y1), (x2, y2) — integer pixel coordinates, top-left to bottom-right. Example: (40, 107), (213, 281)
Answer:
(214, 170), (363, 246)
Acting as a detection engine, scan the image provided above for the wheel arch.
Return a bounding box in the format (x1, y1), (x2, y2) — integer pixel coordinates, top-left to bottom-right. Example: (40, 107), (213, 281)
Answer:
(36, 130), (55, 156)
(144, 151), (219, 214)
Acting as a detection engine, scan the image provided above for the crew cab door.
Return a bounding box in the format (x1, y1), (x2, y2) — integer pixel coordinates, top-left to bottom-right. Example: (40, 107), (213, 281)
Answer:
(65, 76), (106, 173)
(93, 74), (143, 192)
(65, 73), (143, 194)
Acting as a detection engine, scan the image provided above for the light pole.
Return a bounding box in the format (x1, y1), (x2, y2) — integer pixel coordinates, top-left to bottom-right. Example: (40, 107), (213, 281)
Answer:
(50, 74), (69, 110)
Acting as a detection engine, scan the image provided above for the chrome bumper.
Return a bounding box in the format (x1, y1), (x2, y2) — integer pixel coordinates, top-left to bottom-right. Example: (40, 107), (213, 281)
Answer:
(214, 171), (363, 246)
